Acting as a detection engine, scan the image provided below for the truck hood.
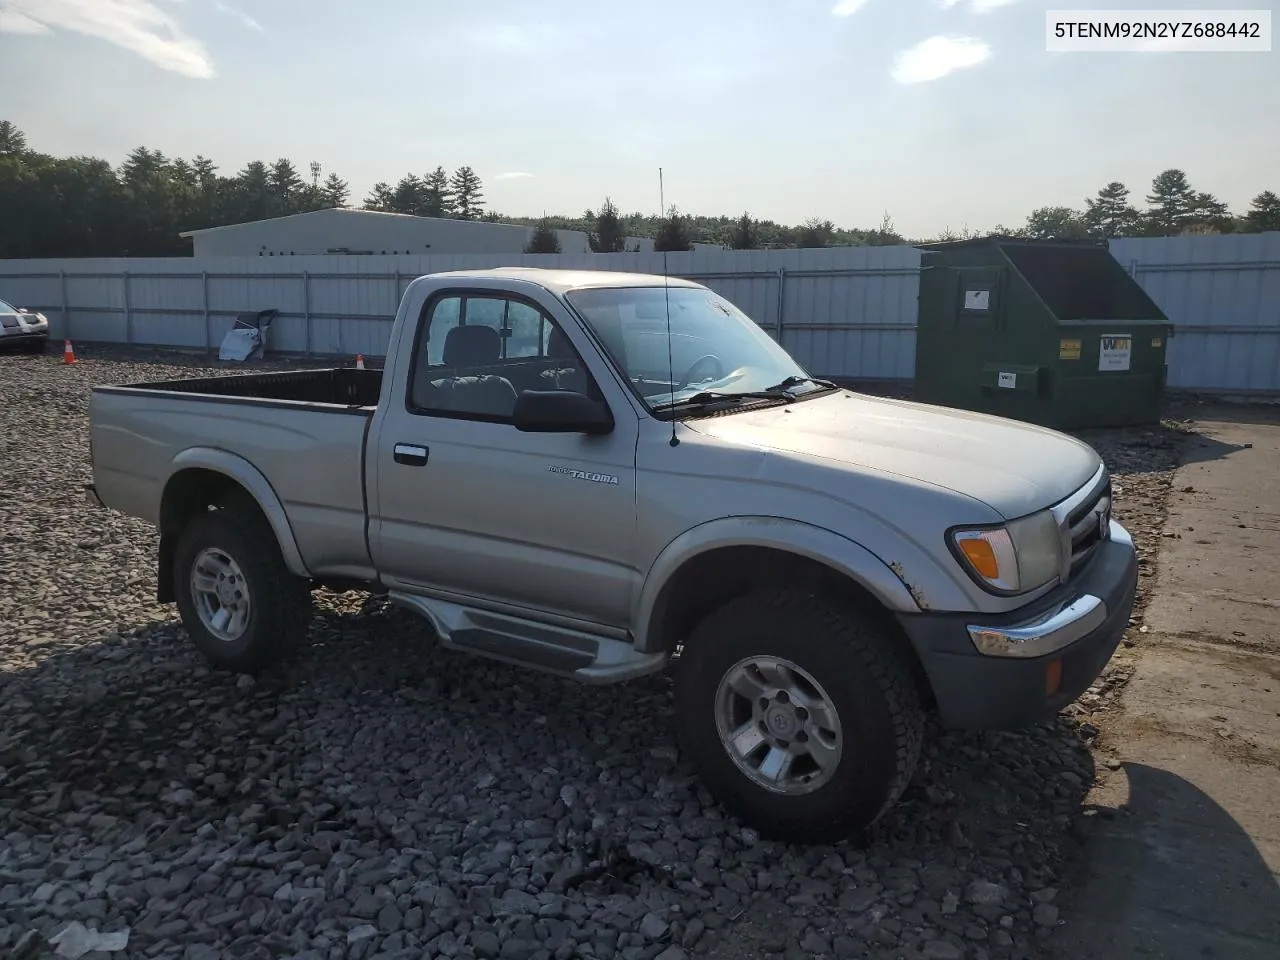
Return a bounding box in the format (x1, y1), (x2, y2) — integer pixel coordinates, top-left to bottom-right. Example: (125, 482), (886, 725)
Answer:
(686, 390), (1101, 519)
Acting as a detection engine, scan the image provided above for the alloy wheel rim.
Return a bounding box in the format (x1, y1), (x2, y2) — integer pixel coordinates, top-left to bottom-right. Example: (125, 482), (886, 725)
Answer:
(713, 655), (843, 795)
(190, 547), (251, 643)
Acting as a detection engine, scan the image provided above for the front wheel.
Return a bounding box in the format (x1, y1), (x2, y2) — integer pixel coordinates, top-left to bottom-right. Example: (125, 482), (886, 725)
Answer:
(674, 589), (926, 844)
(173, 495), (312, 673)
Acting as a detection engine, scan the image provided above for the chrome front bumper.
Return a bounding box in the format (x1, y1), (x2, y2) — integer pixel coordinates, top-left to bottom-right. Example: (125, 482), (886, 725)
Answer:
(966, 520), (1133, 658)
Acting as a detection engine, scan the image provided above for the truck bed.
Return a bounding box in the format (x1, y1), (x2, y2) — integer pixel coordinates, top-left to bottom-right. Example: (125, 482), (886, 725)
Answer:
(112, 367), (383, 408)
(90, 367), (381, 583)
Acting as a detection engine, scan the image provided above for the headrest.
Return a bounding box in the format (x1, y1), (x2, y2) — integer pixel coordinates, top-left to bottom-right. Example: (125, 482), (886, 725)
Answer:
(442, 324), (499, 367)
(547, 327), (577, 361)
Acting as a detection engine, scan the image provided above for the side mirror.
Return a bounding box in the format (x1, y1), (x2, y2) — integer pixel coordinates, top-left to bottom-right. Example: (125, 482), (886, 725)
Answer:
(513, 389), (614, 435)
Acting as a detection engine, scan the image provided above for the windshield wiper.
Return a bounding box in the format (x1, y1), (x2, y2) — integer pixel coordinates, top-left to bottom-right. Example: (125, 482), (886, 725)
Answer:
(762, 375), (840, 393)
(653, 377), (839, 413)
(654, 389), (799, 412)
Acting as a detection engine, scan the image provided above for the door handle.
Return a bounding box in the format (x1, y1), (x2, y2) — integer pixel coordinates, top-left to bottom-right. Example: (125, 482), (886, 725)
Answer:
(393, 443), (429, 466)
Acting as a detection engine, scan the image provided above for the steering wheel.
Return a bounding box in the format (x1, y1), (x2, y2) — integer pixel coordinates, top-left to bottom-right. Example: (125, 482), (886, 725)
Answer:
(676, 354), (725, 391)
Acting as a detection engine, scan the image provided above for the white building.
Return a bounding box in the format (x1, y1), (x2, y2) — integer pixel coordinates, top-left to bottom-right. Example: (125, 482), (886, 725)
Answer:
(178, 208), (596, 257)
(179, 208), (724, 258)
(178, 208), (721, 258)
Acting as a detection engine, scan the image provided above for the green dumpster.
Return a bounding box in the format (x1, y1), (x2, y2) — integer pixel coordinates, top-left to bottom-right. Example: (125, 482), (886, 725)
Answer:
(913, 237), (1172, 430)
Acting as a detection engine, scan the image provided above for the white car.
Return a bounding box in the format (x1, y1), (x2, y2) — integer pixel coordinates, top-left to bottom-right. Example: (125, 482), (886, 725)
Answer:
(0, 297), (49, 353)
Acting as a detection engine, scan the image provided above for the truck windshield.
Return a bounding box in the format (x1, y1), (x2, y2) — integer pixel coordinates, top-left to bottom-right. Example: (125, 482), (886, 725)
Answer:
(565, 285), (827, 412)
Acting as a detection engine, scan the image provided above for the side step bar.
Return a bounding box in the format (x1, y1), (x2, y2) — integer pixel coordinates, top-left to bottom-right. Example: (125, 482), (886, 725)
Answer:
(389, 591), (667, 684)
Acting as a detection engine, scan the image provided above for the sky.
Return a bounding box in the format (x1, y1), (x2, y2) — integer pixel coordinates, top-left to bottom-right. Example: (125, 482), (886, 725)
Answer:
(1, 0), (1277, 237)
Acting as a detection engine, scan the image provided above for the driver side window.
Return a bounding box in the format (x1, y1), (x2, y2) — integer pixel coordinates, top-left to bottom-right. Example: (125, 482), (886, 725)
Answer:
(409, 292), (600, 421)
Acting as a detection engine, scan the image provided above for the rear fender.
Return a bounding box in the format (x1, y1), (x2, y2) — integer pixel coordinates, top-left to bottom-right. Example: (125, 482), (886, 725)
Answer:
(164, 447), (311, 578)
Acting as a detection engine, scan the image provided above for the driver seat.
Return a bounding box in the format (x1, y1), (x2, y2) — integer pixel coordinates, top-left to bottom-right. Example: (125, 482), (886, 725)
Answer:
(430, 325), (517, 417)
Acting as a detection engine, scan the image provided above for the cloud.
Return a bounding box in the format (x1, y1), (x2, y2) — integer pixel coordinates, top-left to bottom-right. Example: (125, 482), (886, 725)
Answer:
(891, 35), (990, 83)
(940, 0), (1017, 11)
(214, 1), (261, 32)
(494, 172), (535, 181)
(831, 0), (871, 15)
(0, 8), (50, 33)
(0, 0), (214, 78)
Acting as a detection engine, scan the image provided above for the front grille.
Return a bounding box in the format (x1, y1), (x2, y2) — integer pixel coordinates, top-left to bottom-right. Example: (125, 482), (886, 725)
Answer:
(1066, 477), (1110, 576)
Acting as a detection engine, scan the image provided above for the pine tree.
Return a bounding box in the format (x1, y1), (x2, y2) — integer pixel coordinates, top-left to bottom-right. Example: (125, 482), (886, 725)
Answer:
(0, 120), (26, 156)
(1244, 190), (1280, 232)
(231, 160), (272, 221)
(525, 218), (562, 254)
(322, 172), (349, 207)
(587, 197), (628, 252)
(1083, 181), (1140, 238)
(1188, 191), (1231, 232)
(1144, 169), (1197, 235)
(653, 208), (692, 252)
(120, 147), (169, 186)
(422, 166), (453, 217)
(364, 182), (395, 211)
(450, 166), (484, 219)
(390, 175), (425, 215)
(729, 212), (758, 249)
(267, 158), (305, 215)
(191, 156), (218, 190)
(169, 158), (197, 189)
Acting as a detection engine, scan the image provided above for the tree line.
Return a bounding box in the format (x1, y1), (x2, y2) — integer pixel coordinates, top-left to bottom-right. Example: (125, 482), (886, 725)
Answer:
(2, 120), (1277, 260)
(0, 121), (357, 258)
(552, 172), (1279, 252)
(1001, 171), (1280, 242)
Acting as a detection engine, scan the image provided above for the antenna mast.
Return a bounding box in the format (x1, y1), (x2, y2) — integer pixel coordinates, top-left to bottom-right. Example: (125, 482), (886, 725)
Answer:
(660, 167), (678, 447)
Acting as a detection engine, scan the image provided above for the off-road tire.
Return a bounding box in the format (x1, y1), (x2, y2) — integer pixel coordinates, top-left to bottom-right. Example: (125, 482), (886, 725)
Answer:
(173, 493), (312, 673)
(674, 588), (926, 844)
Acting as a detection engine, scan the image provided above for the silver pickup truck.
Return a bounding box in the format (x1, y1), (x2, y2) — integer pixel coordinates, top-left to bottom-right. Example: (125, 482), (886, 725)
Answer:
(88, 267), (1137, 842)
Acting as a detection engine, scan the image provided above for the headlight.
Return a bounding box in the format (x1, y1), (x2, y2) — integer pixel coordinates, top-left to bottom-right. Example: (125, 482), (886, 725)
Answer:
(950, 509), (1061, 594)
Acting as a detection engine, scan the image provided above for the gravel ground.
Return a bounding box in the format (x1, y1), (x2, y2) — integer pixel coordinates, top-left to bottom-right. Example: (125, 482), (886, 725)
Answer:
(1, 345), (1189, 960)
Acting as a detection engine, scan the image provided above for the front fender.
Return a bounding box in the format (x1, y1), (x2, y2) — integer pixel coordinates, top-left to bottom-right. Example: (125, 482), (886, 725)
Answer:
(633, 516), (921, 654)
(165, 447), (311, 578)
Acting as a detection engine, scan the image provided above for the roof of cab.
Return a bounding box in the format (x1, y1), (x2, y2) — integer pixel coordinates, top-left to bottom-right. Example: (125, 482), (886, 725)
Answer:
(416, 267), (704, 296)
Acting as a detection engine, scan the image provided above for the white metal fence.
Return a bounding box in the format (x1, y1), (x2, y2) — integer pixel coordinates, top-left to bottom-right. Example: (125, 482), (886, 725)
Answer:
(2, 233), (1278, 393)
(0, 246), (923, 382)
(1110, 232), (1280, 394)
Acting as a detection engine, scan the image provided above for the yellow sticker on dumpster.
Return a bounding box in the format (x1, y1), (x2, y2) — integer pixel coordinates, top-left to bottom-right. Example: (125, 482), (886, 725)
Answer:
(1059, 338), (1081, 360)
(1151, 336), (1162, 347)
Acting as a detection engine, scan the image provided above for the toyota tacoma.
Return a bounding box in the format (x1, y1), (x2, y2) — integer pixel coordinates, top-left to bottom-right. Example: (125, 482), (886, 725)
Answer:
(87, 268), (1137, 842)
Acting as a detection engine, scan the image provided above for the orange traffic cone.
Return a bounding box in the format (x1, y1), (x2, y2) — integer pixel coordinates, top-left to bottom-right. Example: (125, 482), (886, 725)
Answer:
(63, 339), (78, 364)
(355, 354), (365, 370)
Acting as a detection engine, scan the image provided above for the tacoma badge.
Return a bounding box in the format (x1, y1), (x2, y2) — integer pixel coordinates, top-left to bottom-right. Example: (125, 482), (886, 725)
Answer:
(547, 465), (619, 485)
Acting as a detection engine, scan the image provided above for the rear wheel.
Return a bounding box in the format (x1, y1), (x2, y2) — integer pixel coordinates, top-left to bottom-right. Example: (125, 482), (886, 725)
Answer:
(173, 494), (312, 672)
(674, 588), (925, 843)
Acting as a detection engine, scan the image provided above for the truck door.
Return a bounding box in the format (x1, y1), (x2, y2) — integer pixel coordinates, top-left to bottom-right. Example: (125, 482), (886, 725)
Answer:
(369, 287), (640, 630)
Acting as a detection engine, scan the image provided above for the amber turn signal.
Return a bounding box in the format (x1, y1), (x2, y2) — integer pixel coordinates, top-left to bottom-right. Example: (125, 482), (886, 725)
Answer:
(957, 537), (1001, 580)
